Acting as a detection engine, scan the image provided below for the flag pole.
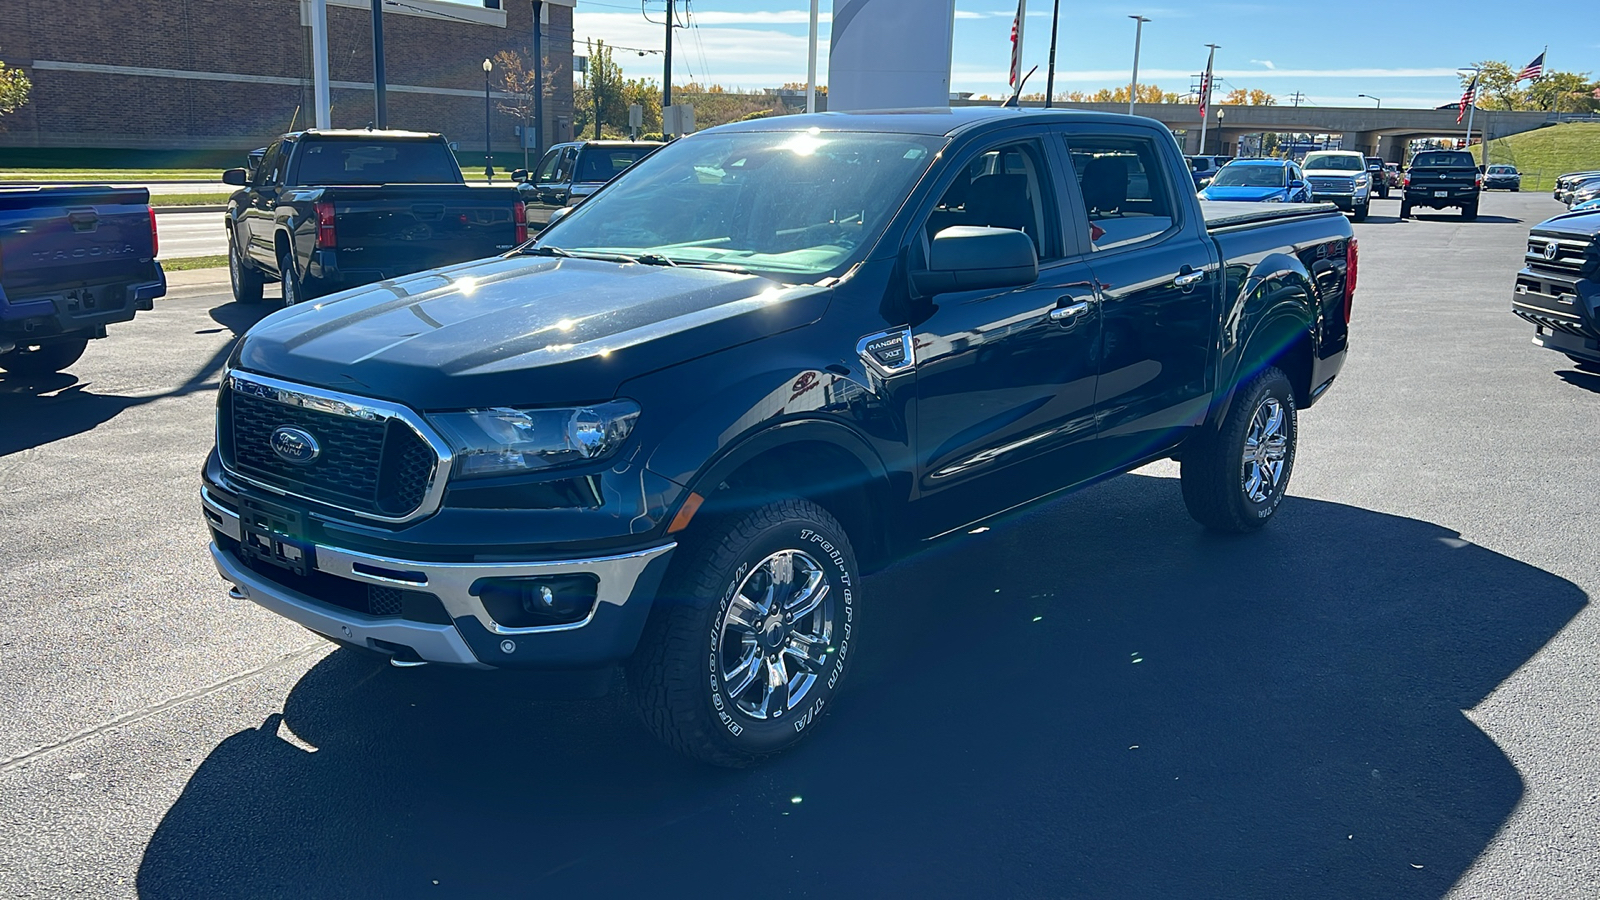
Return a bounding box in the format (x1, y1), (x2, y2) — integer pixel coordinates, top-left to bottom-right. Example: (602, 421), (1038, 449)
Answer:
(1197, 45), (1217, 155)
(1463, 69), (1478, 146)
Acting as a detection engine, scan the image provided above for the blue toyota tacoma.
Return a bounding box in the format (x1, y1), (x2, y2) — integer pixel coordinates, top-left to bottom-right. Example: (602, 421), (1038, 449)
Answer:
(202, 108), (1356, 765)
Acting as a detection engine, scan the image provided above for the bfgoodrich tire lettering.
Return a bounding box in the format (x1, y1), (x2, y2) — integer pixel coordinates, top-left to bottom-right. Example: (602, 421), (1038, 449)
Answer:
(1180, 366), (1298, 533)
(626, 498), (859, 767)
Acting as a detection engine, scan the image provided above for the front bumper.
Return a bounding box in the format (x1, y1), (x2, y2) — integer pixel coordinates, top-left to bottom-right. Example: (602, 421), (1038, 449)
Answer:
(204, 487), (675, 668)
(1310, 190), (1370, 210)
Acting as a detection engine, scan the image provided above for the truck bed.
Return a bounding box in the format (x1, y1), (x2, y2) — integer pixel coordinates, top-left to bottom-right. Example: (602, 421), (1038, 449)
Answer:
(1200, 200), (1344, 231)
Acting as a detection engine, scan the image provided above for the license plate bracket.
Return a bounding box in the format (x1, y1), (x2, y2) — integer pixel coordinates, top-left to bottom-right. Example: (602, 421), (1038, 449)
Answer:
(239, 494), (315, 576)
(1434, 190), (1449, 198)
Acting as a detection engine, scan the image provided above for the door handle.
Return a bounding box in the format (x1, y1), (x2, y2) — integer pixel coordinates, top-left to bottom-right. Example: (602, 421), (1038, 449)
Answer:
(1050, 300), (1091, 322)
(1174, 267), (1205, 290)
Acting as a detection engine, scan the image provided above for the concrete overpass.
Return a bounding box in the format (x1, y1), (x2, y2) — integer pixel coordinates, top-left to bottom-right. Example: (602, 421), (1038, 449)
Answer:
(953, 99), (1557, 161)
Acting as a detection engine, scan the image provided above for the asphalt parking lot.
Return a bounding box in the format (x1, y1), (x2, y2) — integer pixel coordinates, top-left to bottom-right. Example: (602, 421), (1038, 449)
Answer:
(2, 191), (1597, 898)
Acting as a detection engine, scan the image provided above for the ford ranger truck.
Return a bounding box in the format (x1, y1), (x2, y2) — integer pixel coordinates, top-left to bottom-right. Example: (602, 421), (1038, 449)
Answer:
(202, 108), (1355, 766)
(0, 185), (165, 375)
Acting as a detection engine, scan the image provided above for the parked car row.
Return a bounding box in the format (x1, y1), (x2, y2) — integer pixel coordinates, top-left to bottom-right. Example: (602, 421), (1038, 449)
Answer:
(1557, 172), (1600, 209)
(1554, 170), (1600, 204)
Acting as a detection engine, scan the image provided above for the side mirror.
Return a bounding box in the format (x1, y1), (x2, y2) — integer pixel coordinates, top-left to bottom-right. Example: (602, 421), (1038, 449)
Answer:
(511, 168), (529, 183)
(1290, 179), (1306, 189)
(546, 206), (573, 228)
(222, 168), (249, 187)
(912, 226), (1038, 297)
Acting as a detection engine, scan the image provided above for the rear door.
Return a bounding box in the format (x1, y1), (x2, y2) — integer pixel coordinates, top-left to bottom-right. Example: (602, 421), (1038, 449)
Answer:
(908, 131), (1104, 537)
(1057, 126), (1219, 470)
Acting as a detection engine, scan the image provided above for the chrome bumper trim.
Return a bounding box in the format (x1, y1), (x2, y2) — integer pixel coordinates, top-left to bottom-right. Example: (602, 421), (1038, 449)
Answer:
(211, 542), (487, 667)
(203, 493), (675, 636)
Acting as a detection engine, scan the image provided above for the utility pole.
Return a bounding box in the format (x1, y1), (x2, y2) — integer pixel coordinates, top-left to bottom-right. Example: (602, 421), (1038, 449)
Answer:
(1289, 91), (1306, 108)
(1044, 0), (1060, 108)
(532, 0), (544, 162)
(371, 0), (388, 128)
(663, 0), (674, 112)
(1127, 15), (1149, 115)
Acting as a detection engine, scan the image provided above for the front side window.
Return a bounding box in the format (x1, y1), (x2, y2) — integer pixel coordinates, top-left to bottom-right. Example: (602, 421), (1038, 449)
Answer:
(534, 147), (564, 183)
(538, 130), (943, 279)
(254, 141), (283, 187)
(1065, 135), (1176, 251)
(924, 140), (1056, 259)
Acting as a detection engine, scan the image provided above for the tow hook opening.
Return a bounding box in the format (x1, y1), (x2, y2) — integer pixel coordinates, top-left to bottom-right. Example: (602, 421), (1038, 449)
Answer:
(369, 638), (427, 667)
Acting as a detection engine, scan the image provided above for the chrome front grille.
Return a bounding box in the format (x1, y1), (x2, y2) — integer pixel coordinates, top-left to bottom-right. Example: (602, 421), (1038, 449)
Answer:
(1525, 235), (1589, 276)
(218, 372), (451, 523)
(1309, 176), (1353, 193)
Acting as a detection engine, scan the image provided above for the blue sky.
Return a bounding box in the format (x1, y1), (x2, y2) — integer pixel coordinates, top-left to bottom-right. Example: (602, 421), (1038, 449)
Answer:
(556, 0), (1595, 108)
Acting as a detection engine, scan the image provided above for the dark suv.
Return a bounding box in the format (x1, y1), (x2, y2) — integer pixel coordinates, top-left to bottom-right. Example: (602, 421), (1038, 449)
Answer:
(1401, 149), (1482, 220)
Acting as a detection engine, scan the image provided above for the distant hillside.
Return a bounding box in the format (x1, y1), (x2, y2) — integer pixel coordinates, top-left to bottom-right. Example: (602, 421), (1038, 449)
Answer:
(1476, 122), (1600, 191)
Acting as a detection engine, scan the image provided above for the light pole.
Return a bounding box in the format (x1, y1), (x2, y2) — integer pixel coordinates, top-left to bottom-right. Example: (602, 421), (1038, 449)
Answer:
(1358, 93), (1382, 109)
(1127, 15), (1149, 115)
(482, 58), (494, 184)
(1215, 107), (1224, 155)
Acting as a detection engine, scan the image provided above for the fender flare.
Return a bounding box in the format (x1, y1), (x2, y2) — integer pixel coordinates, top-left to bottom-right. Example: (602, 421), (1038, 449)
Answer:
(685, 417), (893, 504)
(1208, 251), (1318, 429)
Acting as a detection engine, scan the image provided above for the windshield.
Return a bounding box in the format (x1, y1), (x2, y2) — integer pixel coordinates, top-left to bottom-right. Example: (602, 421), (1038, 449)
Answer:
(1487, 166), (1516, 174)
(536, 130), (943, 279)
(291, 140), (461, 185)
(1210, 165), (1286, 188)
(1302, 153), (1363, 171)
(1412, 151), (1476, 168)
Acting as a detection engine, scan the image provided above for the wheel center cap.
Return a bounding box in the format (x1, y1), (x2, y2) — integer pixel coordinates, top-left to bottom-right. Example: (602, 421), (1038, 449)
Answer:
(760, 616), (787, 649)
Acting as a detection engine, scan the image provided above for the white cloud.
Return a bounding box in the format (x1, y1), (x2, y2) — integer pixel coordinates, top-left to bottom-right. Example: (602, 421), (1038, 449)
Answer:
(1250, 59), (1276, 70)
(688, 10), (830, 25)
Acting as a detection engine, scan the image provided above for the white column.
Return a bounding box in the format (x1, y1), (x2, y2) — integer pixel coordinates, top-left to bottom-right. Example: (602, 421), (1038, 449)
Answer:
(310, 0), (331, 128)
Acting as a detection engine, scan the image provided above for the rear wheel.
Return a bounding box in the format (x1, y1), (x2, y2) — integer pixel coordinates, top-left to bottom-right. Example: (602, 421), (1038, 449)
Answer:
(1399, 201), (1412, 219)
(1461, 202), (1479, 221)
(229, 236), (265, 305)
(278, 249), (311, 306)
(1180, 367), (1298, 533)
(627, 498), (860, 767)
(0, 337), (89, 375)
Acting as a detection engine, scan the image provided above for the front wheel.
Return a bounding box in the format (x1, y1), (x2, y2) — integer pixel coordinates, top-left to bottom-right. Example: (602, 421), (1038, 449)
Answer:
(627, 498), (860, 767)
(1352, 200), (1369, 222)
(1180, 367), (1298, 533)
(0, 337), (89, 375)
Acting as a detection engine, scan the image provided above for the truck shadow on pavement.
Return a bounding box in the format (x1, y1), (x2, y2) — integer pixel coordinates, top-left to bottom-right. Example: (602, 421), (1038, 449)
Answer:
(0, 301), (271, 456)
(135, 474), (1586, 900)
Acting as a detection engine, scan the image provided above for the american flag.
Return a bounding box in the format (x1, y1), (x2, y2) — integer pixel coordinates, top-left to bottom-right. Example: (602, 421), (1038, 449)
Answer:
(1457, 74), (1477, 124)
(1518, 51), (1545, 82)
(1198, 47), (1216, 122)
(1009, 0), (1027, 88)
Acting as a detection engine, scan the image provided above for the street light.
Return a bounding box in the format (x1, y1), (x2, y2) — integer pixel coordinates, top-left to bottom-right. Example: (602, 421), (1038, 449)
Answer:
(1358, 93), (1382, 109)
(1127, 15), (1150, 115)
(482, 58), (494, 184)
(1215, 107), (1224, 155)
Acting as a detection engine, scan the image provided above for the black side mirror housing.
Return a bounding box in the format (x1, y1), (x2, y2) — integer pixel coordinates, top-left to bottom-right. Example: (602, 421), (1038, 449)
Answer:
(912, 226), (1038, 297)
(222, 168), (248, 187)
(1290, 179), (1306, 189)
(511, 168), (529, 183)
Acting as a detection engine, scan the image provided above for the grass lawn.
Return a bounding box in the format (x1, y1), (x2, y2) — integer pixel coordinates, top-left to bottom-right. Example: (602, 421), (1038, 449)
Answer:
(1, 170), (223, 181)
(1476, 122), (1600, 191)
(161, 255), (228, 271)
(153, 193), (233, 207)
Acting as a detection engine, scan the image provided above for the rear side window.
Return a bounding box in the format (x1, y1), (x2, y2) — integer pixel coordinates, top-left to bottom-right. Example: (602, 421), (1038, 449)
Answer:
(292, 141), (461, 185)
(1065, 135), (1176, 252)
(576, 147), (650, 182)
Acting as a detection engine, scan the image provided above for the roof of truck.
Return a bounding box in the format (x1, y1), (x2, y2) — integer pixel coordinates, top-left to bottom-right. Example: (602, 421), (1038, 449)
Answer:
(708, 106), (1162, 138)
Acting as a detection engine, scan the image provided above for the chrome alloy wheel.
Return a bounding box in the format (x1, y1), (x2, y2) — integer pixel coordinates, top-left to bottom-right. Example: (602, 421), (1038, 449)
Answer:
(716, 549), (834, 720)
(1241, 396), (1289, 503)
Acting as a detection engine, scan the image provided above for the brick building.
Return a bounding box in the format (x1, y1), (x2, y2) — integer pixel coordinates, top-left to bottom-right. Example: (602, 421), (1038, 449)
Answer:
(0, 0), (576, 164)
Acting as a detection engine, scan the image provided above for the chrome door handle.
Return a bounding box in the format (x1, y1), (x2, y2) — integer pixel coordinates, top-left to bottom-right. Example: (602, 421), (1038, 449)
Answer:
(1050, 301), (1091, 322)
(1174, 269), (1205, 289)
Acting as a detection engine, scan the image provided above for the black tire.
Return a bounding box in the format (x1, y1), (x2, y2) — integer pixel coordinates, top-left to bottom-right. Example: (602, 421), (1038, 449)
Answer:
(229, 235), (265, 305)
(1399, 201), (1412, 219)
(1180, 366), (1298, 533)
(1352, 201), (1369, 222)
(1461, 202), (1479, 222)
(1512, 187), (1520, 192)
(278, 248), (305, 306)
(627, 497), (860, 767)
(1565, 355), (1600, 373)
(0, 337), (89, 375)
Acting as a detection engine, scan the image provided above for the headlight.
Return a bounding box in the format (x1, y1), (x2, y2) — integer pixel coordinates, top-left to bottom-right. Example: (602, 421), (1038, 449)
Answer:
(1265, 195), (1284, 202)
(430, 400), (641, 478)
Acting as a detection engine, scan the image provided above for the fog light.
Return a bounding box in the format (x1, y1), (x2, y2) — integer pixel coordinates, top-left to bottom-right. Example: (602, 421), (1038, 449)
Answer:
(472, 574), (598, 628)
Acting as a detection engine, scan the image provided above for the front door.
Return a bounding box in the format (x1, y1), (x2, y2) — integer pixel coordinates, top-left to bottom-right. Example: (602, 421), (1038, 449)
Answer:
(908, 135), (1104, 538)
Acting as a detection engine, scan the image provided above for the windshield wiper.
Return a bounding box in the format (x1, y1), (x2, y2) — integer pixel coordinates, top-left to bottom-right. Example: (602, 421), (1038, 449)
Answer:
(519, 245), (572, 257)
(636, 253), (678, 267)
(519, 245), (639, 264)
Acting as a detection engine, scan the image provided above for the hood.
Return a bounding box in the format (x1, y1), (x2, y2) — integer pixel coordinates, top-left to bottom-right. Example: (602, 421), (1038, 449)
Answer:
(1199, 185), (1286, 201)
(233, 254), (829, 409)
(1533, 210), (1600, 240)
(1302, 167), (1364, 178)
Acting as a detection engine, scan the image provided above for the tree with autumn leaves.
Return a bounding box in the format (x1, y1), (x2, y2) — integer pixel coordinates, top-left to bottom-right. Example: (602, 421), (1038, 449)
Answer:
(0, 52), (31, 127)
(1462, 60), (1599, 114)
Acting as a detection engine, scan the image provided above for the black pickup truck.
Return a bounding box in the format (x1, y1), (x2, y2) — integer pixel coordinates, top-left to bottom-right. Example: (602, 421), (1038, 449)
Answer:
(202, 108), (1355, 766)
(512, 139), (661, 228)
(1512, 208), (1600, 369)
(1400, 149), (1482, 220)
(0, 186), (166, 375)
(222, 130), (525, 306)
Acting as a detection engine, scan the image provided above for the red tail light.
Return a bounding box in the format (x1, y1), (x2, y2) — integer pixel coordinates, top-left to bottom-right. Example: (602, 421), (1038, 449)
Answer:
(148, 206), (159, 258)
(1344, 238), (1358, 325)
(314, 200), (337, 248)
(1402, 172), (1411, 188)
(513, 200), (528, 244)
(1475, 172), (1484, 188)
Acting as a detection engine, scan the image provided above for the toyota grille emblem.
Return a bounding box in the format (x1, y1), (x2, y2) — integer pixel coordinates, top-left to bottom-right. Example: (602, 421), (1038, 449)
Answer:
(1544, 242), (1560, 261)
(270, 426), (321, 465)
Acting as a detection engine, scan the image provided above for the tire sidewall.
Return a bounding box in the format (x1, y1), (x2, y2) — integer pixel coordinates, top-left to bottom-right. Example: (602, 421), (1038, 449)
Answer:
(279, 252), (299, 306)
(1229, 372), (1297, 524)
(700, 512), (858, 757)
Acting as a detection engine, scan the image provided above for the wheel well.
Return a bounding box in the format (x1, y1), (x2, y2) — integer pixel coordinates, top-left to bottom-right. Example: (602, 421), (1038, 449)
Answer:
(274, 230), (290, 258)
(1247, 322), (1314, 407)
(706, 441), (890, 572)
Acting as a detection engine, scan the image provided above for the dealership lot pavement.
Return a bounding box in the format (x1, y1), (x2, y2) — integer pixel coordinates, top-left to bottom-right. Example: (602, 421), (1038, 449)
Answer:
(1, 191), (1597, 898)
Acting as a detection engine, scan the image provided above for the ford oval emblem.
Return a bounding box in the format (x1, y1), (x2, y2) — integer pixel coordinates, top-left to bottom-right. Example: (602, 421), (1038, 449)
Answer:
(1545, 242), (1560, 261)
(270, 426), (321, 465)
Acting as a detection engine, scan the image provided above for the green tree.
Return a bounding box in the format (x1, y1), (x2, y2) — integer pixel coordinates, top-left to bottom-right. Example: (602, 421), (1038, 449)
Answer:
(1461, 61), (1598, 113)
(1528, 71), (1600, 114)
(573, 40), (629, 138)
(0, 54), (31, 122)
(492, 50), (539, 168)
(1466, 60), (1521, 110)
